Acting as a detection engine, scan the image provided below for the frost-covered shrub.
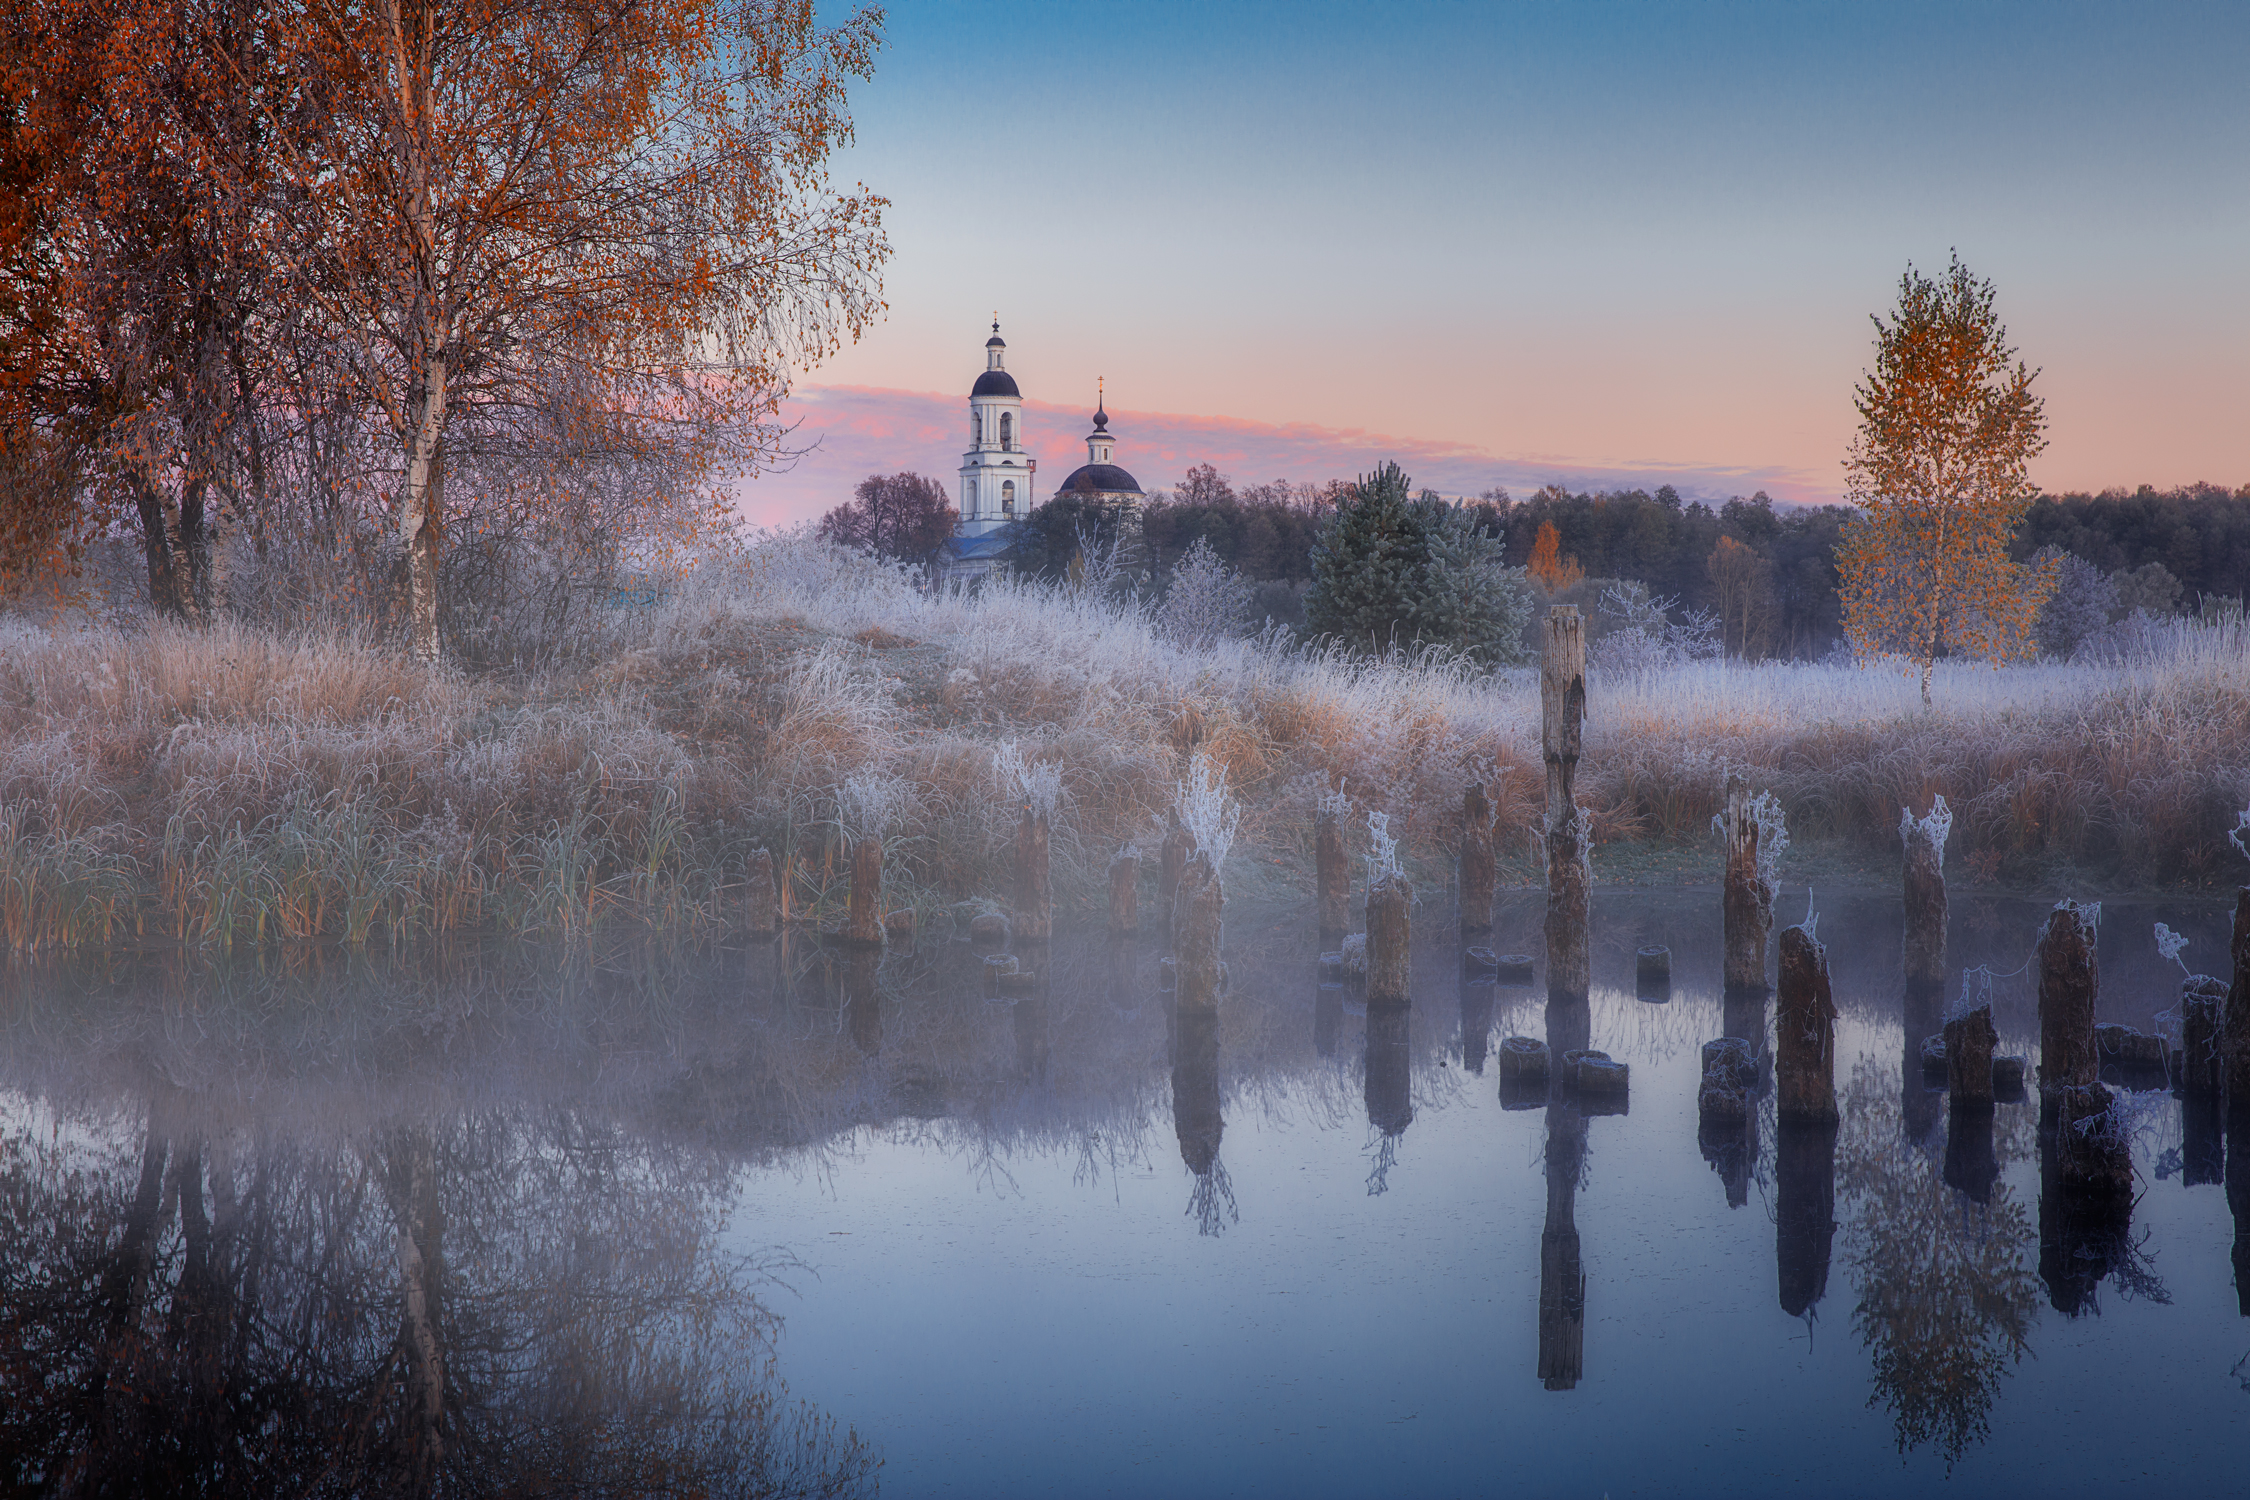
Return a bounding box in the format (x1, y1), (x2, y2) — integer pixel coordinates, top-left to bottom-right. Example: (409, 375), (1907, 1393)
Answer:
(1154, 538), (1256, 650)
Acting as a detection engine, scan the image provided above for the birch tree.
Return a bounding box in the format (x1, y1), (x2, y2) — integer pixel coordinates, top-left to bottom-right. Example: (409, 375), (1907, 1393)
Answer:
(1837, 254), (2056, 704)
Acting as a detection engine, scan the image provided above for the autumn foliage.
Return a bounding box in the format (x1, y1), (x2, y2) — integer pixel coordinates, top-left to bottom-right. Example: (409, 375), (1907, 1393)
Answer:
(1838, 255), (2057, 703)
(1525, 521), (1584, 593)
(0, 0), (889, 657)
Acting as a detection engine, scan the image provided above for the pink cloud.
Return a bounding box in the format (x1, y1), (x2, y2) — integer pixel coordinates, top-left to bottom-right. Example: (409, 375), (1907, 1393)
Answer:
(733, 384), (1836, 529)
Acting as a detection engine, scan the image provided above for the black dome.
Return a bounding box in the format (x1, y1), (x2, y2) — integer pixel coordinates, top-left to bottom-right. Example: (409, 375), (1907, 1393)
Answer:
(971, 369), (1020, 398)
(1058, 463), (1142, 495)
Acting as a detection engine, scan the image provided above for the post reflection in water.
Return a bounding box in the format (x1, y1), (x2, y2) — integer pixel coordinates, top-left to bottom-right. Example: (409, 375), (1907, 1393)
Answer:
(844, 948), (882, 1057)
(1458, 947), (1495, 1076)
(1775, 1120), (1838, 1317)
(1364, 1001), (1413, 1194)
(1537, 990), (1593, 1391)
(1901, 979), (1946, 1148)
(2231, 1106), (2250, 1316)
(1172, 1003), (1235, 1235)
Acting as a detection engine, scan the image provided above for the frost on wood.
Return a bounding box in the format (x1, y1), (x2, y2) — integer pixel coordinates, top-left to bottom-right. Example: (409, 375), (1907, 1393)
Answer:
(1174, 753), (1242, 875)
(993, 738), (1063, 818)
(1537, 804), (1591, 884)
(1898, 794), (1954, 856)
(835, 771), (910, 845)
(1364, 810), (1403, 884)
(1317, 781), (1354, 818)
(1713, 787), (1789, 898)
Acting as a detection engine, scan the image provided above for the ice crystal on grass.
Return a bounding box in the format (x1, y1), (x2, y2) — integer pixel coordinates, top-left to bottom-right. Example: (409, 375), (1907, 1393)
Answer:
(836, 771), (910, 846)
(1174, 753), (1241, 874)
(2155, 922), (2191, 975)
(993, 739), (1062, 819)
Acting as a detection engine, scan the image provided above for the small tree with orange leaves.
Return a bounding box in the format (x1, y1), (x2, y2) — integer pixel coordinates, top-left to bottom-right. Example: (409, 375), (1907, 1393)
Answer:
(1837, 254), (2056, 705)
(1524, 520), (1583, 594)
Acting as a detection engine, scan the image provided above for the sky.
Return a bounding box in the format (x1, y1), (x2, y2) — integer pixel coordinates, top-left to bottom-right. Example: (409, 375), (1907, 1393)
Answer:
(742, 0), (2250, 526)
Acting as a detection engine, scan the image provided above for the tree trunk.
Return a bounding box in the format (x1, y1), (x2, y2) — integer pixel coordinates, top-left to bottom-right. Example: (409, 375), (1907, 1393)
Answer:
(401, 389), (445, 663)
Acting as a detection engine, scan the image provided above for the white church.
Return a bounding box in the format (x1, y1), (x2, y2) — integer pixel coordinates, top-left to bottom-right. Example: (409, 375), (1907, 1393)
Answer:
(935, 318), (1146, 582)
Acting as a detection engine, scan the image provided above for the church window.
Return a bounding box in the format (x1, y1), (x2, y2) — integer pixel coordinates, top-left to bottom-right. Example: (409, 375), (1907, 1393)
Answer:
(966, 478), (978, 510)
(1002, 480), (1016, 514)
(1000, 412), (1014, 451)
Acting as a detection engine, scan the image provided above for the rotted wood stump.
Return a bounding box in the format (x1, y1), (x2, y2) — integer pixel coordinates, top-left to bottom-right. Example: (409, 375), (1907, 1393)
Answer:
(1108, 849), (1141, 936)
(1542, 607), (1590, 1003)
(2038, 899), (2101, 1107)
(1315, 804), (1349, 942)
(1720, 778), (1774, 995)
(1159, 812), (1192, 939)
(1012, 806), (1052, 943)
(1173, 855), (1226, 1012)
(1945, 1003), (1997, 1110)
(1366, 871), (1413, 1008)
(845, 838), (883, 947)
(746, 847), (778, 938)
(1901, 804), (1948, 992)
(2225, 888), (2250, 1105)
(1774, 925), (1838, 1125)
(1459, 782), (1495, 938)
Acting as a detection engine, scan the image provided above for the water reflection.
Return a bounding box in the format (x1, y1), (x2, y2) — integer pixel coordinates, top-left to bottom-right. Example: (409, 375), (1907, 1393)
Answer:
(1364, 1002), (1413, 1195)
(0, 1093), (873, 1497)
(1840, 1063), (2039, 1467)
(1538, 1098), (1588, 1392)
(1172, 1005), (1236, 1237)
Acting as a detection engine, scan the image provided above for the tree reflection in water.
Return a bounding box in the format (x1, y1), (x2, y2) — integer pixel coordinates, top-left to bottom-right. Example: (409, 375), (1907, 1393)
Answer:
(1837, 1061), (2041, 1468)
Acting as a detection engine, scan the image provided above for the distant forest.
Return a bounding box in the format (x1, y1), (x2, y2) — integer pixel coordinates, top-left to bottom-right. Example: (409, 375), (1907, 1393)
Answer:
(1007, 471), (2247, 662)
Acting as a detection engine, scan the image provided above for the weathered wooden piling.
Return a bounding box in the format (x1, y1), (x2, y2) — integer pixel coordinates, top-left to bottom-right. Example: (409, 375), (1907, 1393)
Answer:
(746, 848), (778, 937)
(1541, 607), (1590, 1002)
(1012, 804), (1052, 943)
(1459, 945), (1496, 1074)
(1775, 1120), (1838, 1317)
(1159, 810), (1191, 937)
(1499, 1036), (1551, 1096)
(1901, 799), (1949, 991)
(2228, 1105), (2250, 1315)
(1173, 855), (1226, 1011)
(846, 838), (883, 946)
(2182, 1089), (2223, 1186)
(2225, 887), (2250, 1104)
(1315, 802), (1349, 942)
(1365, 870), (1413, 1007)
(1945, 1003), (1997, 1110)
(968, 910), (1009, 947)
(1698, 1037), (1758, 1124)
(1635, 945), (1672, 990)
(2037, 899), (2101, 1103)
(843, 949), (881, 1056)
(1538, 1103), (1588, 1390)
(883, 907), (916, 953)
(2182, 973), (2228, 1096)
(1720, 778), (1775, 994)
(1459, 783), (1495, 938)
(1774, 925), (1838, 1125)
(1108, 850), (1140, 935)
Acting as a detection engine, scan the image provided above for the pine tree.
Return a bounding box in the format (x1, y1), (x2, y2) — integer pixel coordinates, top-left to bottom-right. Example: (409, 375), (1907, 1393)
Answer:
(1305, 463), (1530, 664)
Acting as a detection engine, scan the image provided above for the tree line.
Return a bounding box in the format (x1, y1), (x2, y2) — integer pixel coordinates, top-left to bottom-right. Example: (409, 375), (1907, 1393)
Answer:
(1, 0), (888, 663)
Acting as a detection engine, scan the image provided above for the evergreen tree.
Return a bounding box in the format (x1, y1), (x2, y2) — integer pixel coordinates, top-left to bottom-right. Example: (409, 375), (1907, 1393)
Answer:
(1304, 463), (1531, 664)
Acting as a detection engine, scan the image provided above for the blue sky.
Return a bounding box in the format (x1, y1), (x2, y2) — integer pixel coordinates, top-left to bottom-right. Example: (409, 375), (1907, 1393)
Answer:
(749, 1), (2250, 522)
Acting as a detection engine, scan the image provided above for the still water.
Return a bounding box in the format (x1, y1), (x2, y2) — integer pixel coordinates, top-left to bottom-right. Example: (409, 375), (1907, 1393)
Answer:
(2, 886), (2243, 1497)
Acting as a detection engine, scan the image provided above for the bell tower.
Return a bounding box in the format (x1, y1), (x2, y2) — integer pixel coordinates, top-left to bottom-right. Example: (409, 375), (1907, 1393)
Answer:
(958, 316), (1031, 537)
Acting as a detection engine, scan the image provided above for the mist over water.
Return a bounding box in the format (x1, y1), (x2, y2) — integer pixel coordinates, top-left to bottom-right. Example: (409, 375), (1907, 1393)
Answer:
(1, 887), (2241, 1496)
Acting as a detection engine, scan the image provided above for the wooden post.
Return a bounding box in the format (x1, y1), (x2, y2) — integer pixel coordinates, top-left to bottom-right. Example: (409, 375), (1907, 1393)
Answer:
(2037, 899), (2100, 1101)
(1774, 925), (1838, 1124)
(2228, 1104), (2250, 1315)
(1459, 783), (1495, 938)
(1901, 804), (1948, 991)
(1365, 870), (1413, 1007)
(1315, 803), (1349, 943)
(2224, 887), (2250, 1105)
(1108, 850), (1140, 935)
(1720, 778), (1773, 994)
(1945, 1002), (1997, 1110)
(846, 837), (882, 946)
(1541, 607), (1589, 1003)
(746, 847), (777, 937)
(1159, 810), (1191, 938)
(2180, 973), (2227, 1096)
(1012, 805), (1051, 943)
(1173, 855), (1225, 1011)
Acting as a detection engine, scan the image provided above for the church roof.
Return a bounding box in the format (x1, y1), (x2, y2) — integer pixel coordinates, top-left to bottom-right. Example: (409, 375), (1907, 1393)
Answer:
(1057, 462), (1143, 496)
(972, 369), (1020, 398)
(942, 529), (1017, 560)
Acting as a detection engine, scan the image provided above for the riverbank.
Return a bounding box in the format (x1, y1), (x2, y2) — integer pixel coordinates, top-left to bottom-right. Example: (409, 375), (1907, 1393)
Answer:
(3, 534), (2245, 952)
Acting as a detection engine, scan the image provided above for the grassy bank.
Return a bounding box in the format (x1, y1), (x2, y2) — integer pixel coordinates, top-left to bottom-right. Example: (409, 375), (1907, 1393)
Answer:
(3, 534), (2245, 951)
